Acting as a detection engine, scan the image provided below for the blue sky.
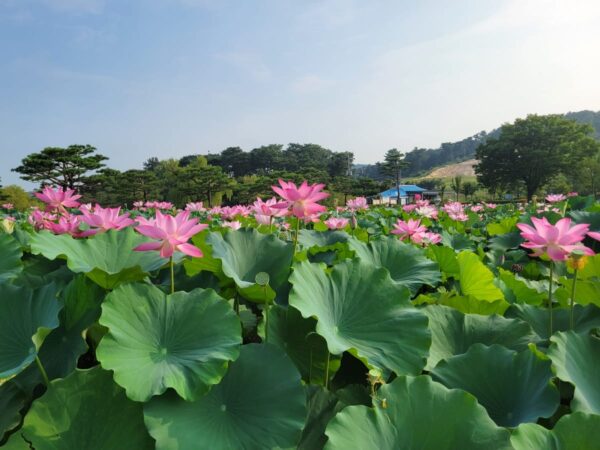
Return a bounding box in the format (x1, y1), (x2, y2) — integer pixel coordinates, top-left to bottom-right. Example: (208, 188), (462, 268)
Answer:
(1, 0), (599, 187)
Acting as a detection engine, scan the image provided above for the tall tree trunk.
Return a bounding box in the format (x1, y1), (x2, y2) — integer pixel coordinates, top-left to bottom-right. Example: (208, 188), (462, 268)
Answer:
(396, 170), (401, 205)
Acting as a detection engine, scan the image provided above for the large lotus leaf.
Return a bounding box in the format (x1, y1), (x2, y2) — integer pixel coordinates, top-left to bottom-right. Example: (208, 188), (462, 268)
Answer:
(0, 233), (23, 282)
(324, 375), (512, 450)
(506, 304), (600, 341)
(0, 381), (27, 442)
(427, 244), (459, 277)
(144, 343), (306, 450)
(457, 251), (505, 302)
(423, 305), (539, 370)
(265, 305), (340, 384)
(441, 294), (510, 315)
(558, 277), (600, 307)
(489, 231), (523, 253)
(205, 228), (294, 303)
(548, 331), (600, 413)
(299, 385), (369, 450)
(298, 229), (350, 248)
(431, 344), (559, 427)
(441, 231), (476, 251)
(347, 236), (441, 295)
(290, 259), (430, 375)
(12, 256), (72, 289)
(9, 367), (154, 450)
(511, 412), (600, 450)
(0, 283), (61, 378)
(97, 283), (241, 402)
(29, 228), (170, 289)
(498, 268), (546, 305)
(12, 275), (104, 392)
(487, 217), (519, 236)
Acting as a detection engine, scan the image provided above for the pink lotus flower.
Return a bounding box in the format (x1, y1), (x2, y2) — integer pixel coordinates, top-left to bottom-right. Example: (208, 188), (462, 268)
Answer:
(253, 197), (287, 217)
(403, 204), (418, 213)
(79, 205), (134, 236)
(185, 202), (205, 212)
(415, 205), (438, 220)
(567, 192), (578, 198)
(324, 217), (349, 230)
(470, 205), (484, 213)
(346, 197), (368, 211)
(47, 214), (83, 237)
(35, 186), (81, 213)
(255, 214), (272, 226)
(145, 201), (174, 210)
(220, 205), (251, 219)
(587, 231), (600, 241)
(2, 203), (14, 210)
(272, 179), (329, 218)
(484, 203), (497, 209)
(28, 209), (57, 230)
(133, 201), (145, 209)
(517, 217), (594, 261)
(391, 218), (427, 241)
(546, 194), (567, 203)
(412, 231), (442, 246)
(134, 210), (207, 258)
(223, 220), (242, 230)
(442, 202), (469, 222)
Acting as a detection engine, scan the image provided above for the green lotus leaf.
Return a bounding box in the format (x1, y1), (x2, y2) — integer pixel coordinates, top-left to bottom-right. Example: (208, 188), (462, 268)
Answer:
(441, 294), (509, 315)
(265, 305), (340, 384)
(298, 229), (350, 248)
(324, 375), (512, 450)
(289, 259), (430, 375)
(487, 217), (518, 236)
(506, 304), (600, 341)
(457, 251), (505, 301)
(97, 283), (241, 402)
(29, 228), (170, 289)
(423, 305), (539, 370)
(0, 381), (27, 442)
(431, 344), (559, 427)
(0, 283), (61, 379)
(511, 412), (600, 450)
(441, 231), (475, 251)
(144, 343), (307, 450)
(12, 256), (72, 289)
(498, 268), (547, 305)
(575, 253), (600, 279)
(558, 277), (600, 307)
(0, 233), (23, 282)
(489, 231), (523, 255)
(13, 275), (104, 392)
(347, 236), (441, 295)
(11, 367), (154, 450)
(548, 331), (600, 413)
(299, 385), (369, 450)
(427, 244), (459, 277)
(205, 228), (294, 303)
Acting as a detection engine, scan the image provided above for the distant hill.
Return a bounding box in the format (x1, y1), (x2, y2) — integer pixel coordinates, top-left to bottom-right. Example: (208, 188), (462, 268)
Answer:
(353, 110), (600, 179)
(421, 159), (477, 179)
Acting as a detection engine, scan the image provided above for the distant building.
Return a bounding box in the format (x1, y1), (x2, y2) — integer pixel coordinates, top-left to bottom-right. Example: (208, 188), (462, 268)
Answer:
(372, 184), (438, 205)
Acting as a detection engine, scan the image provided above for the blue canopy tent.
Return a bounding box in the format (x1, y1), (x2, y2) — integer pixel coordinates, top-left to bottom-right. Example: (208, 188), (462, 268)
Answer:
(377, 185), (427, 205)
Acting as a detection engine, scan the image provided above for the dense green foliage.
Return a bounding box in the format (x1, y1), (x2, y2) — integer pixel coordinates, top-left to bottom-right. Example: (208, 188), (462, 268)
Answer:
(1, 192), (600, 449)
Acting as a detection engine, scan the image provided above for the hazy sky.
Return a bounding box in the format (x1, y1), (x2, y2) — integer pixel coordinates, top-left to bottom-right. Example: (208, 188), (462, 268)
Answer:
(1, 0), (599, 187)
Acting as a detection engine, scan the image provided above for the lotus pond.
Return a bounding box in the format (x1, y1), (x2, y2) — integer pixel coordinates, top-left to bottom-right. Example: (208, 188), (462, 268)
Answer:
(1, 185), (600, 449)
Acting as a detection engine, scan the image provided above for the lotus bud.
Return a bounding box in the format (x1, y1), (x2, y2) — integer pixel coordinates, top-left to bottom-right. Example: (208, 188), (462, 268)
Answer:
(1, 218), (15, 234)
(567, 250), (588, 271)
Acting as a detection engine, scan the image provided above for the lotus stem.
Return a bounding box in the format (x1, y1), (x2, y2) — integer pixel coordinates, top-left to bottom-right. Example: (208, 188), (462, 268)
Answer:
(293, 218), (300, 253)
(570, 268), (578, 330)
(35, 355), (50, 387)
(264, 285), (269, 343)
(324, 352), (330, 389)
(548, 261), (554, 336)
(169, 256), (175, 294)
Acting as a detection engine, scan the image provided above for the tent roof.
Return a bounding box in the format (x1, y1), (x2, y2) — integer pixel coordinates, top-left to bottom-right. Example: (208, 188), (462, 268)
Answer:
(379, 185), (426, 197)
